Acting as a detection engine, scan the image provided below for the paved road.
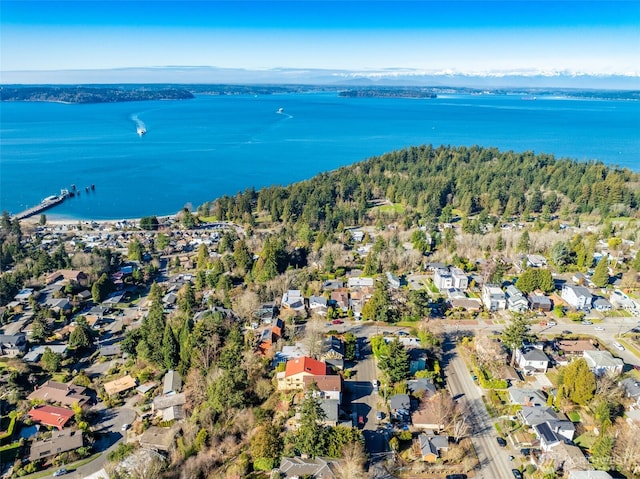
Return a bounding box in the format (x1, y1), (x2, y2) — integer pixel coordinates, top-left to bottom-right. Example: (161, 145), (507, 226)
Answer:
(442, 336), (515, 479)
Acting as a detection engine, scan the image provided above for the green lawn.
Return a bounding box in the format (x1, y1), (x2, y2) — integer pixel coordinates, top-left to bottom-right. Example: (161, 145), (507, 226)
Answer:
(377, 203), (406, 214)
(568, 411), (581, 422)
(574, 432), (596, 449)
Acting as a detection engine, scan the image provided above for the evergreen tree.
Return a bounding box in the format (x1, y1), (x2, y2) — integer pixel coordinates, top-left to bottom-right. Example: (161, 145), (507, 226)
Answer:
(502, 316), (532, 365)
(30, 316), (51, 344)
(40, 347), (61, 372)
(379, 339), (410, 383)
(562, 358), (596, 406)
(69, 317), (93, 350)
(162, 323), (180, 370)
(196, 243), (209, 270)
(128, 238), (143, 261)
(296, 390), (328, 457)
(592, 258), (610, 288)
(178, 317), (193, 373)
(517, 230), (530, 253)
(142, 289), (167, 365)
(178, 282), (196, 314)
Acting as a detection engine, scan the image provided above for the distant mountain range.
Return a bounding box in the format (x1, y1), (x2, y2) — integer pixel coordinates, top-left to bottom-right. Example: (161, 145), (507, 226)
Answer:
(2, 66), (639, 90)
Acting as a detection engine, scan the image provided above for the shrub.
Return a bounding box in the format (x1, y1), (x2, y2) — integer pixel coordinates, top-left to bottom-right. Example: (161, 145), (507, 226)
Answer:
(253, 457), (275, 471)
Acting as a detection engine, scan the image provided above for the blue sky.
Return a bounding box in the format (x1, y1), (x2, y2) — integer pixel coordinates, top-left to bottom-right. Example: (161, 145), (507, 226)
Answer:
(1, 1), (639, 79)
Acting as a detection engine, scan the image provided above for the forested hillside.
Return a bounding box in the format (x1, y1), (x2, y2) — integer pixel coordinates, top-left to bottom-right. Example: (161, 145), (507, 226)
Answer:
(198, 145), (640, 228)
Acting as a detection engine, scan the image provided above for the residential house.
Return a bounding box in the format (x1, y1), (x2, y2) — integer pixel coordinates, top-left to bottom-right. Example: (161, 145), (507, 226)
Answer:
(309, 295), (328, 315)
(546, 443), (590, 473)
(103, 375), (137, 396)
(99, 344), (122, 357)
(28, 405), (75, 430)
(330, 290), (349, 313)
(44, 297), (72, 314)
(163, 370), (182, 395)
(277, 356), (328, 391)
(390, 394), (411, 417)
(508, 388), (547, 407)
(417, 433), (450, 462)
(506, 285), (529, 313)
(277, 457), (339, 479)
(482, 284), (506, 311)
(527, 254), (548, 268)
(139, 426), (178, 452)
(546, 419), (575, 441)
(434, 267), (468, 292)
(23, 344), (68, 363)
(561, 284), (593, 310)
(152, 393), (186, 422)
(529, 294), (553, 312)
(411, 399), (445, 430)
(449, 297), (483, 312)
(593, 297), (613, 312)
(572, 272), (590, 285)
(0, 334), (27, 357)
(274, 343), (310, 365)
(386, 272), (401, 289)
(533, 422), (562, 452)
(619, 378), (640, 405)
(46, 269), (88, 286)
(28, 380), (91, 407)
(321, 280), (344, 291)
(15, 288), (36, 303)
(29, 429), (84, 462)
(319, 399), (340, 427)
(582, 350), (624, 376)
(555, 339), (597, 357)
(407, 378), (437, 398)
(349, 290), (369, 319)
(516, 346), (550, 373)
(346, 277), (374, 289)
(320, 336), (345, 370)
(281, 289), (305, 312)
(303, 375), (343, 402)
(519, 406), (559, 426)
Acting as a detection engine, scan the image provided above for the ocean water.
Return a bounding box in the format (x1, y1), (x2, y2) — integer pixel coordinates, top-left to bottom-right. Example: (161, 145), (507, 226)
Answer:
(1, 93), (638, 220)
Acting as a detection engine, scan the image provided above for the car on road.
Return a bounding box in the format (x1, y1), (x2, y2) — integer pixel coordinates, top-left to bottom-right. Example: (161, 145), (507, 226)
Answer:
(121, 423), (130, 431)
(445, 475), (467, 479)
(496, 437), (507, 447)
(331, 319), (344, 324)
(53, 469), (68, 477)
(614, 342), (625, 351)
(376, 411), (384, 421)
(358, 416), (364, 425)
(512, 469), (523, 479)
(562, 330), (572, 335)
(581, 320), (593, 325)
(520, 448), (531, 456)
(372, 379), (379, 391)
(547, 321), (557, 326)
(594, 326), (604, 331)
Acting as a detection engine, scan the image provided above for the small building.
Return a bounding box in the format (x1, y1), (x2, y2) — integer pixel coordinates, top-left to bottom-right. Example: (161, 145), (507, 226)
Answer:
(308, 295), (328, 315)
(529, 294), (553, 312)
(346, 277), (374, 289)
(555, 339), (597, 357)
(561, 284), (593, 310)
(582, 350), (624, 376)
(163, 370), (182, 395)
(390, 394), (411, 414)
(46, 269), (88, 286)
(519, 406), (559, 426)
(330, 290), (349, 312)
(321, 280), (344, 291)
(278, 457), (339, 479)
(28, 405), (75, 430)
(23, 344), (68, 363)
(533, 422), (562, 452)
(567, 471), (614, 479)
(303, 375), (343, 402)
(593, 297), (613, 312)
(547, 443), (590, 473)
(29, 429), (84, 462)
(104, 375), (137, 396)
(527, 255), (548, 268)
(619, 377), (640, 405)
(139, 426), (178, 452)
(386, 272), (401, 289)
(482, 284), (506, 311)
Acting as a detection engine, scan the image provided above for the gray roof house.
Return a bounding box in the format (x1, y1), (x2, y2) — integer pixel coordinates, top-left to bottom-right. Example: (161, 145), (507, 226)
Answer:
(619, 378), (640, 404)
(508, 388), (547, 407)
(506, 285), (529, 313)
(582, 350), (624, 376)
(0, 334), (27, 357)
(390, 394), (411, 413)
(561, 284), (593, 310)
(519, 406), (559, 426)
(163, 370), (182, 395)
(516, 347), (550, 373)
(534, 422), (562, 452)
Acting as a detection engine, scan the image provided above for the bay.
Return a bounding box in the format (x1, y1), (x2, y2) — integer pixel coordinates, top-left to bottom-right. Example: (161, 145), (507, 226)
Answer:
(1, 92), (638, 220)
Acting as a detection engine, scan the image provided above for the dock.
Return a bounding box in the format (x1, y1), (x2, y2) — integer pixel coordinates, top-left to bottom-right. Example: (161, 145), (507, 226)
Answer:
(13, 190), (69, 220)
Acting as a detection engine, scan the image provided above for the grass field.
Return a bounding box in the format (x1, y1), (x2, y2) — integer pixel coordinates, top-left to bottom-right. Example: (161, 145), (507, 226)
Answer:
(376, 203), (406, 214)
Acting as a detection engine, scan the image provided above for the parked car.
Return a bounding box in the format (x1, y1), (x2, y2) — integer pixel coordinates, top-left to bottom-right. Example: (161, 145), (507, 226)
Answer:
(121, 423), (130, 431)
(331, 319), (344, 324)
(562, 330), (572, 335)
(512, 469), (523, 479)
(496, 437), (507, 447)
(376, 411), (384, 421)
(358, 416), (364, 425)
(445, 475), (467, 479)
(614, 342), (625, 351)
(520, 448), (531, 456)
(53, 469), (68, 477)
(581, 320), (593, 325)
(547, 321), (557, 326)
(594, 326), (604, 331)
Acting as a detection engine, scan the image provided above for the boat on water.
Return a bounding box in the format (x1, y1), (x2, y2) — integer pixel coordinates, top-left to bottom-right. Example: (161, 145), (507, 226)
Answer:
(137, 126), (146, 137)
(277, 107), (284, 114)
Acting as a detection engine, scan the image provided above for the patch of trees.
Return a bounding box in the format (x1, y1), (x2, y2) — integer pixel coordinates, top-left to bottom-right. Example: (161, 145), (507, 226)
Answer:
(339, 87), (437, 98)
(200, 145), (639, 231)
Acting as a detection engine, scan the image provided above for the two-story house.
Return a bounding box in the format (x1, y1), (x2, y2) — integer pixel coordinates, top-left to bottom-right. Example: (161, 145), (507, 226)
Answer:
(482, 284), (506, 311)
(516, 346), (550, 373)
(561, 284), (593, 310)
(277, 356), (328, 391)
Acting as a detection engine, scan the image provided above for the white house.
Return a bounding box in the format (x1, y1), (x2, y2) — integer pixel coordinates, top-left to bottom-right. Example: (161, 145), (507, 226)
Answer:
(482, 284), (506, 311)
(534, 422), (562, 452)
(505, 285), (529, 313)
(281, 290), (305, 312)
(527, 254), (548, 268)
(568, 471), (613, 479)
(516, 347), (550, 373)
(582, 350), (624, 376)
(561, 284), (593, 310)
(434, 267), (468, 291)
(346, 277), (374, 289)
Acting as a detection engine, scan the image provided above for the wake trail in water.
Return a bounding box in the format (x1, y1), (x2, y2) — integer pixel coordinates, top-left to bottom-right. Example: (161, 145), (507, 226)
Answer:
(131, 114), (147, 136)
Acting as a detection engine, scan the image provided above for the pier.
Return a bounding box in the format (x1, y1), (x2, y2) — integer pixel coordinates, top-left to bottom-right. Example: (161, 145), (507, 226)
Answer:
(13, 190), (69, 220)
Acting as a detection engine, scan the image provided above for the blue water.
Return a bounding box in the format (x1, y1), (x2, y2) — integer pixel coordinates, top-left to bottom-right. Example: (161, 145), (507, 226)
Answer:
(1, 93), (638, 220)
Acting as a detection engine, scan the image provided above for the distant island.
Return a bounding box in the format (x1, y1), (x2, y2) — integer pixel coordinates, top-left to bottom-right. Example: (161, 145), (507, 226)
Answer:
(1, 84), (638, 104)
(338, 88), (437, 99)
(0, 86), (194, 103)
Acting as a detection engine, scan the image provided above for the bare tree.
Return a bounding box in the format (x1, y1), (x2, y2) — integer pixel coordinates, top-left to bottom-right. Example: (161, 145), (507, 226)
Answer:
(423, 391), (456, 431)
(231, 289), (260, 322)
(303, 316), (326, 359)
(128, 451), (166, 479)
(613, 419), (640, 477)
(335, 441), (370, 479)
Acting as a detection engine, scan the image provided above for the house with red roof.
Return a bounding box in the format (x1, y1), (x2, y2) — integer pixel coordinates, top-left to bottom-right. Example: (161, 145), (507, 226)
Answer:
(28, 405), (75, 430)
(277, 356), (328, 391)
